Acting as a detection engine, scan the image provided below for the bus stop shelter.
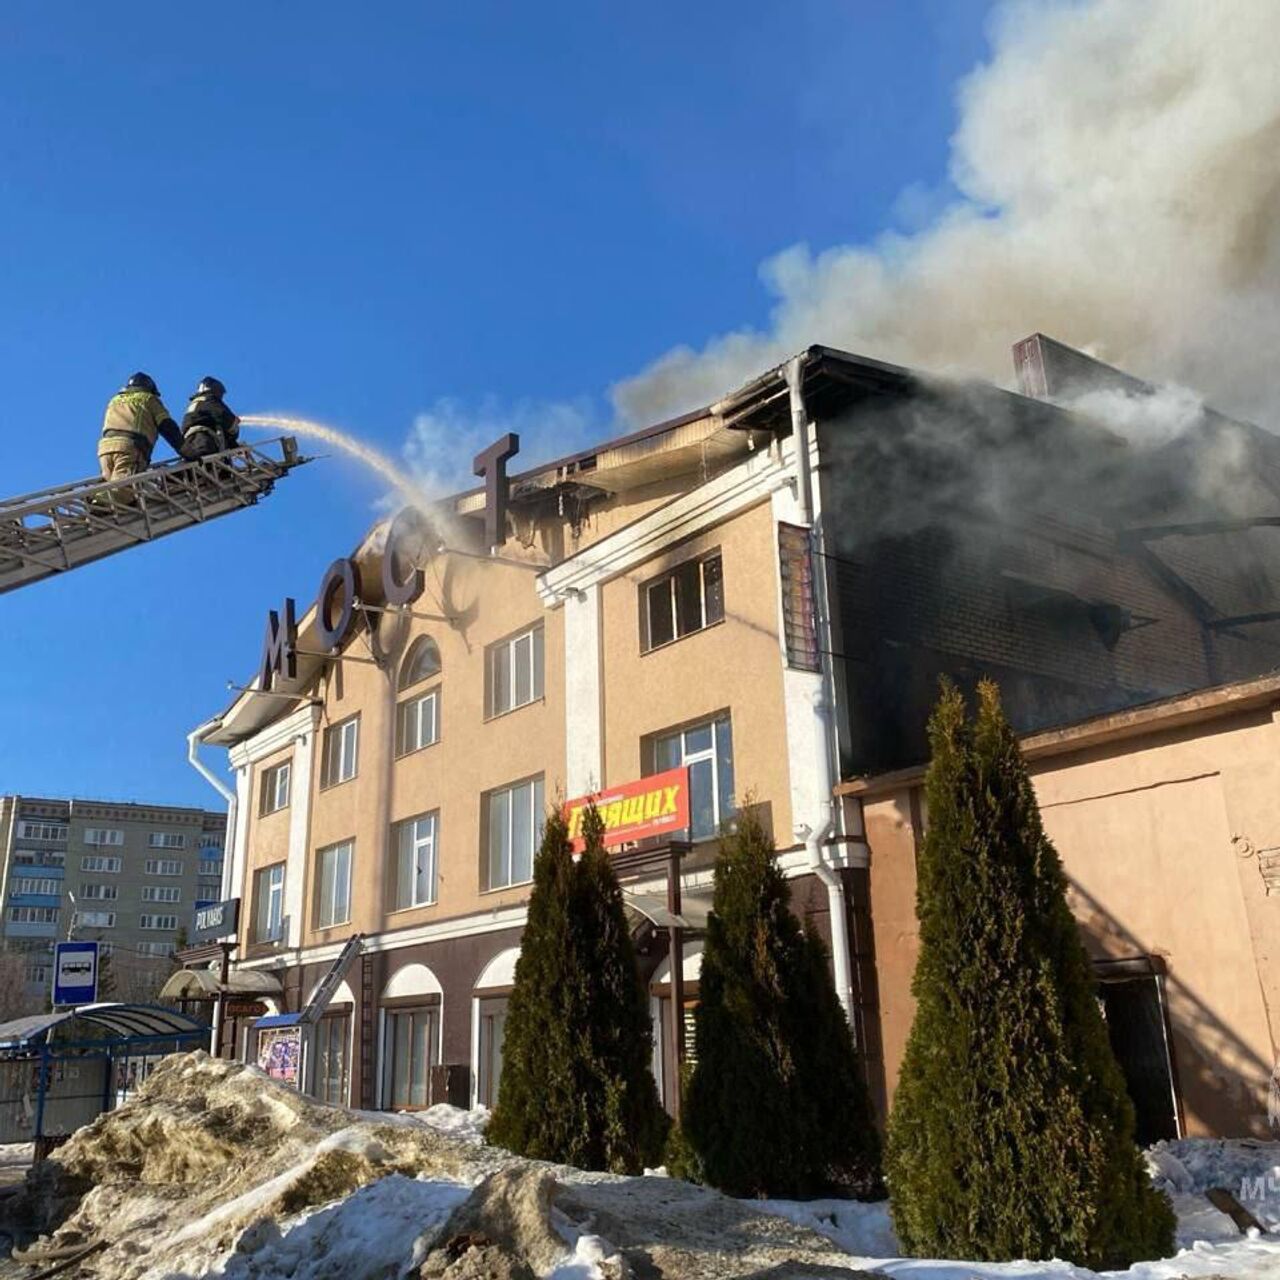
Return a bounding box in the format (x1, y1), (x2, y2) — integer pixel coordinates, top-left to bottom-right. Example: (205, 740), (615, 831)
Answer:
(0, 1003), (208, 1155)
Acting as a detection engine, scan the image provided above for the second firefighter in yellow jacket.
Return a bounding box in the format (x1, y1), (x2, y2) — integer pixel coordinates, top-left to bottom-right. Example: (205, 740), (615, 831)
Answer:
(97, 372), (187, 481)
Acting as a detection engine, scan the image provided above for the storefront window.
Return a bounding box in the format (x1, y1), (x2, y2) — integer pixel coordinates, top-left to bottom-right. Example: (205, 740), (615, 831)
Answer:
(383, 1006), (437, 1109)
(314, 1014), (350, 1106)
(477, 996), (509, 1109)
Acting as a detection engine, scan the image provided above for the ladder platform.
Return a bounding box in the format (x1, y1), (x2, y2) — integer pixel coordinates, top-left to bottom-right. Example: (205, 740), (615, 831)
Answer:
(0, 438), (309, 594)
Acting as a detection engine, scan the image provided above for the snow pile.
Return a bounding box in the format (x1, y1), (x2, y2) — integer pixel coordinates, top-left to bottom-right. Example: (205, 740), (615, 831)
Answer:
(3, 1054), (1276, 1280)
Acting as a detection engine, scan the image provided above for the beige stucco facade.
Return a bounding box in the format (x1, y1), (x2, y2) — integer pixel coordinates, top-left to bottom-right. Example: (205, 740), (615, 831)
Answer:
(851, 679), (1280, 1138)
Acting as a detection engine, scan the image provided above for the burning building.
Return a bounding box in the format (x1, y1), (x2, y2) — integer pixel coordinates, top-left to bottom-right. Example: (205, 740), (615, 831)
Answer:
(188, 335), (1280, 1136)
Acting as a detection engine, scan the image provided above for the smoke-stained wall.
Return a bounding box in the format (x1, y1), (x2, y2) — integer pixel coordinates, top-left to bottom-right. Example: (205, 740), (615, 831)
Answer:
(818, 386), (1280, 777)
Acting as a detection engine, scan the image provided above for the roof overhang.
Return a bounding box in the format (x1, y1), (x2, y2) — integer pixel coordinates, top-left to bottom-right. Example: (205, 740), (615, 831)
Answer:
(0, 1002), (208, 1050)
(838, 670), (1280, 800)
(159, 966), (285, 1000)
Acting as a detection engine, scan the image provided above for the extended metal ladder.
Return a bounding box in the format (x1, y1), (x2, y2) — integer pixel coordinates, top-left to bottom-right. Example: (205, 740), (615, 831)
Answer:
(300, 933), (364, 1025)
(0, 437), (309, 595)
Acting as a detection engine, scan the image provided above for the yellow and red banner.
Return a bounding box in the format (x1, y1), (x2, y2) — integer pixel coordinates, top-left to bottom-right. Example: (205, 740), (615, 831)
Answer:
(565, 767), (690, 851)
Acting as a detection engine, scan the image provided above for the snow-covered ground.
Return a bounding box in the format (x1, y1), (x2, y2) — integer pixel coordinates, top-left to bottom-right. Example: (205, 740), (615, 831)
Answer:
(756, 1138), (1280, 1280)
(2, 1059), (1277, 1280)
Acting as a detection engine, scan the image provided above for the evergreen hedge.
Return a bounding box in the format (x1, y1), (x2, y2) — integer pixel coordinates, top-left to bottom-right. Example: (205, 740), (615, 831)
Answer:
(681, 806), (881, 1198)
(886, 680), (1176, 1268)
(487, 804), (667, 1173)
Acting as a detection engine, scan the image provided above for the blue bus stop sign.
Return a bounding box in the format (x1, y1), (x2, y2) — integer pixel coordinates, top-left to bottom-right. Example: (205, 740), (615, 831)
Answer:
(53, 941), (99, 1006)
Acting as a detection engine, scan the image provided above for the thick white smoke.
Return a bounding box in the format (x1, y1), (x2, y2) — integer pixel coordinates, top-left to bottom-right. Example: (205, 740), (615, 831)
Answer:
(612, 0), (1280, 428)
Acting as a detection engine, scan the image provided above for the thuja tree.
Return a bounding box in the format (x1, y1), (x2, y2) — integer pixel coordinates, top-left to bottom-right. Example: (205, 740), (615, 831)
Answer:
(681, 806), (880, 1198)
(886, 681), (1175, 1268)
(487, 804), (666, 1173)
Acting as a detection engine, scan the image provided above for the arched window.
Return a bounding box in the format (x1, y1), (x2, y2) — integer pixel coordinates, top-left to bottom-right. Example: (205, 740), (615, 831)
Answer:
(399, 636), (441, 691)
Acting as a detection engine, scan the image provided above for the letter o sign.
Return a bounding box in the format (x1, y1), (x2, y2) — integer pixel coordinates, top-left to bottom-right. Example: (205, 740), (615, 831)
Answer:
(316, 558), (359, 651)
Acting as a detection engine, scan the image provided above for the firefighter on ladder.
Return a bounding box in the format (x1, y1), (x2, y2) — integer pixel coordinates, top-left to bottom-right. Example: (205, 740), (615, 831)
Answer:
(181, 375), (241, 459)
(97, 372), (187, 481)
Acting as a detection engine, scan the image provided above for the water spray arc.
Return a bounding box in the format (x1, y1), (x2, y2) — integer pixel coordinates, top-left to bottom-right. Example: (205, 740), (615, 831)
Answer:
(239, 415), (429, 512)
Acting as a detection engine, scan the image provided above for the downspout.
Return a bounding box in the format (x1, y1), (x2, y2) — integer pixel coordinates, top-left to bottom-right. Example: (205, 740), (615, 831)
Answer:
(187, 717), (235, 1056)
(785, 355), (856, 1023)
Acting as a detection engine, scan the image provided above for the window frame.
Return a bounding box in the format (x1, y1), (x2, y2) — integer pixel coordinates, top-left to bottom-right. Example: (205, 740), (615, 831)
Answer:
(395, 685), (441, 758)
(148, 832), (187, 849)
(646, 712), (735, 843)
(391, 811), (439, 911)
(80, 855), (122, 873)
(138, 913), (178, 931)
(77, 882), (118, 901)
(83, 828), (124, 847)
(314, 840), (353, 930)
(399, 636), (442, 691)
(381, 1003), (439, 1110)
(483, 775), (545, 891)
(485, 624), (545, 719)
(253, 863), (286, 943)
(144, 858), (184, 876)
(260, 761), (292, 815)
(640, 550), (725, 654)
(320, 716), (360, 789)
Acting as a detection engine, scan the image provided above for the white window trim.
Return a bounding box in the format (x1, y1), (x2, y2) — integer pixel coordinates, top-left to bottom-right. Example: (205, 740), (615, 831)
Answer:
(487, 626), (545, 719)
(484, 777), (544, 891)
(393, 813), (439, 910)
(397, 688), (441, 757)
(322, 718), (360, 788)
(315, 841), (353, 929)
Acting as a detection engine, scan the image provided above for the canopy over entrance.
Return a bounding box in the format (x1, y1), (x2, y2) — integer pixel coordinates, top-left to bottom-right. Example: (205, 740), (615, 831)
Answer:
(623, 889), (712, 931)
(159, 966), (284, 1000)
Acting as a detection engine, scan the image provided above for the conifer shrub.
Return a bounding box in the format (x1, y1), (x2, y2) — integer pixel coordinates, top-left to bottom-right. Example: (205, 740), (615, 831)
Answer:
(886, 680), (1176, 1268)
(681, 806), (880, 1198)
(487, 804), (666, 1173)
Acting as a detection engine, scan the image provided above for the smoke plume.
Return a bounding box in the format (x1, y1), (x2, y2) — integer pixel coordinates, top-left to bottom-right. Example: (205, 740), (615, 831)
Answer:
(612, 0), (1280, 428)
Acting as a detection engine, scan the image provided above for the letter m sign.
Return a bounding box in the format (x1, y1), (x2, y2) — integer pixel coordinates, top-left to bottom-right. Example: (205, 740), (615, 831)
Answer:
(259, 597), (298, 691)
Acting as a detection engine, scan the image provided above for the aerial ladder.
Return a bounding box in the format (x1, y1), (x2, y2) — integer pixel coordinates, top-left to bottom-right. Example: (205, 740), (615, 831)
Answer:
(0, 437), (309, 594)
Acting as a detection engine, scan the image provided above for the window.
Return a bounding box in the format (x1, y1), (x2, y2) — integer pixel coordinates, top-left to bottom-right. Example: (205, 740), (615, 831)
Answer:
(321, 716), (360, 788)
(778, 524), (820, 671)
(18, 821), (66, 842)
(142, 886), (181, 903)
(383, 1007), (437, 1108)
(83, 828), (123, 847)
(139, 914), (178, 931)
(392, 813), (438, 910)
(78, 883), (118, 901)
(477, 996), (509, 1109)
(8, 907), (58, 924)
(78, 910), (116, 928)
(149, 832), (187, 849)
(399, 636), (441, 690)
(260, 762), (291, 815)
(484, 777), (544, 890)
(199, 834), (223, 851)
(396, 688), (440, 756)
(198, 878), (222, 898)
(486, 625), (544, 717)
(315, 1014), (351, 1105)
(138, 941), (176, 957)
(199, 859), (223, 878)
(253, 864), (286, 943)
(642, 552), (724, 651)
(145, 858), (183, 876)
(12, 878), (60, 896)
(28, 963), (51, 986)
(314, 841), (352, 929)
(80, 855), (122, 873)
(650, 714), (735, 842)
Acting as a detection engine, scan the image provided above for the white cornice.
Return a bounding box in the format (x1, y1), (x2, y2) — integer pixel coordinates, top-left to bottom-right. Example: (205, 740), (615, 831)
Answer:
(537, 449), (789, 603)
(228, 704), (323, 769)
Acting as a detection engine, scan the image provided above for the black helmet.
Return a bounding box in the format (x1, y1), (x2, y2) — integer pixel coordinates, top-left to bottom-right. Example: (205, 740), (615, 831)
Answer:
(124, 371), (158, 395)
(196, 375), (226, 399)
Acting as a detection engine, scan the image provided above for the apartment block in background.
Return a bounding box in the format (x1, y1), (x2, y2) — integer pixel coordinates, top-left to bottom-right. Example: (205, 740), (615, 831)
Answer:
(0, 795), (226, 1012)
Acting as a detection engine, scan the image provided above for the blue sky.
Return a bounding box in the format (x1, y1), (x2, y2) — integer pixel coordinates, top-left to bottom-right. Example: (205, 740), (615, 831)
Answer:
(0, 1), (991, 807)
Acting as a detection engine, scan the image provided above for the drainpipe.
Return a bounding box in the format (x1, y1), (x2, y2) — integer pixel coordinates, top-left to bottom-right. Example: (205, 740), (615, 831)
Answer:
(785, 356), (855, 1022)
(187, 717), (235, 1056)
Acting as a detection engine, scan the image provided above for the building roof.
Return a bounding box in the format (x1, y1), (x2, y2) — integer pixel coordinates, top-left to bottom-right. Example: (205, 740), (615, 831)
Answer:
(837, 669), (1280, 799)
